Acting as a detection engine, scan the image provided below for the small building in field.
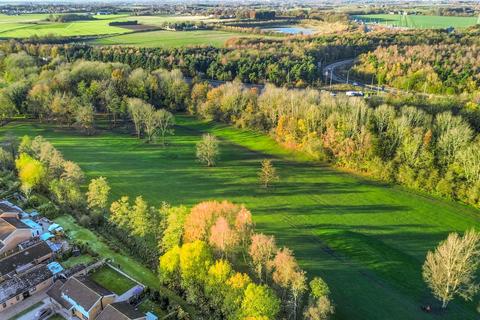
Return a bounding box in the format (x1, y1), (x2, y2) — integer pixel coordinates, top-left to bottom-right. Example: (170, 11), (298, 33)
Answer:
(0, 264), (54, 311)
(47, 276), (116, 320)
(96, 302), (146, 320)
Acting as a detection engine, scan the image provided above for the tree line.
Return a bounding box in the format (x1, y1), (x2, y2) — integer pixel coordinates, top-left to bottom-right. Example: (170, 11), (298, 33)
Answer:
(5, 26), (477, 89)
(0, 135), (334, 320)
(191, 82), (480, 208)
(110, 197), (334, 320)
(354, 43), (480, 97)
(0, 51), (188, 137)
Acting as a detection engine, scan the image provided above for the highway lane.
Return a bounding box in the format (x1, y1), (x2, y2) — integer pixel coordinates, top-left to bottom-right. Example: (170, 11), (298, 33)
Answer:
(323, 59), (401, 94)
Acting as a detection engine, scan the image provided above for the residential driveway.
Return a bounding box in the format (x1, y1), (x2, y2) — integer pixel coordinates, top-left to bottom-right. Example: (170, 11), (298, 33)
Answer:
(0, 289), (48, 320)
(16, 300), (51, 320)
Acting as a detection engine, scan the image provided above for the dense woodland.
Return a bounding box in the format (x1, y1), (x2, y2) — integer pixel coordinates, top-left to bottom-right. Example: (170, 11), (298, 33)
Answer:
(6, 26), (478, 89)
(1, 41), (480, 209)
(354, 43), (480, 96)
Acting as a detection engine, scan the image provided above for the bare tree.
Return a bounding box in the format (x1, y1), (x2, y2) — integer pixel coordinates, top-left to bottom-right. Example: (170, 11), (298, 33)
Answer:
(156, 109), (175, 146)
(75, 104), (95, 135)
(127, 98), (149, 139)
(143, 106), (160, 143)
(423, 229), (480, 309)
(259, 159), (279, 188)
(196, 134), (219, 167)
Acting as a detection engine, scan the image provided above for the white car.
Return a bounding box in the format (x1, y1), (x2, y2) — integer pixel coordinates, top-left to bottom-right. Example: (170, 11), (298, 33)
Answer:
(346, 91), (364, 97)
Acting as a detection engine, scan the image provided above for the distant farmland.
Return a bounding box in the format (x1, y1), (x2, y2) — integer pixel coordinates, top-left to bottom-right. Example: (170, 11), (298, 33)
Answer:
(0, 13), (216, 38)
(353, 14), (479, 29)
(91, 29), (267, 48)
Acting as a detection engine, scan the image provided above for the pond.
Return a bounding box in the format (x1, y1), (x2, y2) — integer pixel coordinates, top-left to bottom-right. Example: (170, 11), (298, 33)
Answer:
(263, 26), (316, 35)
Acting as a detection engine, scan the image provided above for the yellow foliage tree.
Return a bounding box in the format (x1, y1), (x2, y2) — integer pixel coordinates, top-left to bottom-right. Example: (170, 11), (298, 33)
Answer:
(15, 153), (45, 195)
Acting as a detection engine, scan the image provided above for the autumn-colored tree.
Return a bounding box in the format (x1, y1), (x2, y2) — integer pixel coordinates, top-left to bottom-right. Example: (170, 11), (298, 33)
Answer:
(160, 205), (189, 252)
(304, 277), (333, 320)
(204, 260), (233, 315)
(159, 245), (181, 287)
(18, 135), (32, 156)
(75, 104), (95, 135)
(183, 200), (241, 243)
(49, 178), (84, 209)
(423, 229), (480, 308)
(86, 177), (110, 212)
(143, 106), (164, 143)
(189, 82), (210, 114)
(61, 161), (84, 184)
(109, 196), (132, 230)
(240, 283), (280, 320)
(127, 98), (149, 139)
(209, 216), (240, 258)
(196, 133), (219, 167)
(304, 296), (334, 320)
(15, 153), (46, 195)
(270, 247), (307, 319)
(156, 109), (175, 146)
(249, 233), (277, 283)
(179, 240), (213, 303)
(223, 272), (252, 319)
(309, 277), (330, 299)
(259, 159), (279, 188)
(131, 196), (151, 237)
(235, 206), (254, 260)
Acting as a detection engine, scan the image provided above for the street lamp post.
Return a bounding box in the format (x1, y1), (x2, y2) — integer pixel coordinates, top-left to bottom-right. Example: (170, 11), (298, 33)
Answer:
(330, 70), (333, 89)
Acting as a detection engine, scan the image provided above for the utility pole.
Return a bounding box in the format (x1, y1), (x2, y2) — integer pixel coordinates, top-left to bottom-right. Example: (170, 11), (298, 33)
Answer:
(346, 69), (350, 85)
(330, 70), (333, 89)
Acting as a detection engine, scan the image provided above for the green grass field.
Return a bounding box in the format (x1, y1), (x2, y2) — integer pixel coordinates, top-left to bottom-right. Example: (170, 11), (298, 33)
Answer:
(353, 14), (479, 29)
(91, 29), (264, 48)
(0, 14), (217, 38)
(90, 265), (136, 295)
(2, 117), (480, 319)
(60, 254), (95, 269)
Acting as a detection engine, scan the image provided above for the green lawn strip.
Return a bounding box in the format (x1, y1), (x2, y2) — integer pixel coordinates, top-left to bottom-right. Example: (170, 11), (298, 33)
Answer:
(3, 120), (480, 319)
(53, 215), (199, 318)
(8, 301), (44, 320)
(60, 254), (95, 269)
(89, 266), (136, 295)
